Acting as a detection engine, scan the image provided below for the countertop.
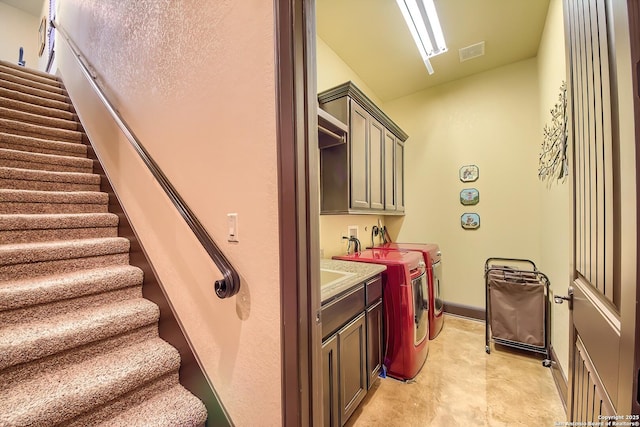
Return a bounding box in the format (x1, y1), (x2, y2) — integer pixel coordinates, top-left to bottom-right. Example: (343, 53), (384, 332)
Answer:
(320, 259), (386, 304)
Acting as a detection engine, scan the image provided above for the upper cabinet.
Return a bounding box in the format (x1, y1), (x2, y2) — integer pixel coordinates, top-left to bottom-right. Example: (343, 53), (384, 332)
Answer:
(318, 82), (408, 215)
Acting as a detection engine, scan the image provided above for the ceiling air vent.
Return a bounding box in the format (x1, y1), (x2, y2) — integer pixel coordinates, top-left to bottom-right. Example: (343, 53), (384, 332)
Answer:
(459, 41), (485, 62)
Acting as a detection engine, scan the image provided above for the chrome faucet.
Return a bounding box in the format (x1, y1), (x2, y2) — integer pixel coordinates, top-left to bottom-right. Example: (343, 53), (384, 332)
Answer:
(343, 236), (361, 254)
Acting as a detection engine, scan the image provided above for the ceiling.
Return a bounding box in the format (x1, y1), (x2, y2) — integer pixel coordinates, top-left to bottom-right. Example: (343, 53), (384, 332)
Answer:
(316, 0), (551, 102)
(0, 0), (44, 16)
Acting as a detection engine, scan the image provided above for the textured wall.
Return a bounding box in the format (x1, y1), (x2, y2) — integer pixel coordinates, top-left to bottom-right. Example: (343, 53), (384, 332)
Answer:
(536, 0), (570, 378)
(384, 59), (542, 308)
(56, 1), (282, 425)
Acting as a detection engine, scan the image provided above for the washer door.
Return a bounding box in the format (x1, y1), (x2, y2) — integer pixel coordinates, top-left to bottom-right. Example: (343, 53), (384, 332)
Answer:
(412, 272), (429, 345)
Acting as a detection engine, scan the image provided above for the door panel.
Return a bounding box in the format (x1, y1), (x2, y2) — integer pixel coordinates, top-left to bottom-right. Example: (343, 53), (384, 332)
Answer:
(564, 0), (634, 419)
(350, 102), (369, 209)
(370, 119), (384, 210)
(384, 131), (396, 210)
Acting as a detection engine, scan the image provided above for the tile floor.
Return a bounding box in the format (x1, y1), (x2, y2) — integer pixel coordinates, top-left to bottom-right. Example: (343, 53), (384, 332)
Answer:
(346, 315), (566, 426)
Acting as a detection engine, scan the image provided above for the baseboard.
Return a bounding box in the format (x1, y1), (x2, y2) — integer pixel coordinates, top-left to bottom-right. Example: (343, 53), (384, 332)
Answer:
(550, 345), (568, 414)
(443, 301), (485, 321)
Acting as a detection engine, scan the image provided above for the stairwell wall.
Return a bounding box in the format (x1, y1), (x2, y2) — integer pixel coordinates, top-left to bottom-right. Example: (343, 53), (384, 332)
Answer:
(0, 2), (41, 70)
(55, 2), (282, 426)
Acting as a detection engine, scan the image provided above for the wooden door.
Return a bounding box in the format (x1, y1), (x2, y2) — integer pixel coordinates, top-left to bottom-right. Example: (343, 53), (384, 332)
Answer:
(564, 0), (638, 419)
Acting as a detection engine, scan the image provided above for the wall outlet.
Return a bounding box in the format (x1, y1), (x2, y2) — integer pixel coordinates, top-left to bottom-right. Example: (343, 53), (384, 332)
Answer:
(347, 225), (358, 240)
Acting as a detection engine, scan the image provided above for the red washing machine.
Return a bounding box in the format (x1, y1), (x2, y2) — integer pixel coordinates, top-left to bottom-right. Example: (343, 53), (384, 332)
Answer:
(333, 249), (429, 381)
(374, 243), (444, 340)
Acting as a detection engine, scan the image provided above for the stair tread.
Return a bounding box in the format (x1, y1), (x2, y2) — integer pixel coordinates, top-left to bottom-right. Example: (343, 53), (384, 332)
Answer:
(0, 297), (159, 369)
(0, 147), (92, 168)
(0, 95), (76, 121)
(0, 212), (118, 230)
(0, 86), (70, 112)
(0, 78), (68, 103)
(0, 337), (181, 427)
(0, 265), (141, 311)
(0, 60), (61, 85)
(0, 166), (99, 185)
(0, 237), (129, 266)
(0, 70), (65, 94)
(104, 385), (208, 427)
(0, 105), (78, 130)
(0, 188), (108, 204)
(0, 132), (87, 155)
(0, 117), (83, 141)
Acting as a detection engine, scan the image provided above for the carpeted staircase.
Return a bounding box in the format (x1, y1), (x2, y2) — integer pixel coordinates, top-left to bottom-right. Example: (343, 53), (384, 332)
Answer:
(0, 60), (208, 427)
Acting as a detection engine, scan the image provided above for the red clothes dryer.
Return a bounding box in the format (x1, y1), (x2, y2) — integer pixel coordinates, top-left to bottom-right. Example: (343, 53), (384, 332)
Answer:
(374, 243), (444, 339)
(333, 249), (429, 381)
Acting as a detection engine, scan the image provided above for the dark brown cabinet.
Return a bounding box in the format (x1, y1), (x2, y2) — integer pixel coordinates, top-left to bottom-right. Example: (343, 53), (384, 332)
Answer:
(321, 274), (383, 426)
(318, 82), (408, 215)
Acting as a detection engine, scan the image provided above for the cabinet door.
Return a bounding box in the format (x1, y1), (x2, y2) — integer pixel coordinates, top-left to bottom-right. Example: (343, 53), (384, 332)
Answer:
(395, 140), (405, 212)
(384, 131), (396, 210)
(322, 335), (339, 427)
(349, 101), (370, 209)
(366, 299), (383, 388)
(369, 119), (384, 210)
(339, 313), (367, 425)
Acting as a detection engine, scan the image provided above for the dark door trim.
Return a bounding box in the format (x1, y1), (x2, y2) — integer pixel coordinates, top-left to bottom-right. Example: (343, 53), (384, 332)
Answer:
(276, 0), (321, 425)
(630, 0), (640, 417)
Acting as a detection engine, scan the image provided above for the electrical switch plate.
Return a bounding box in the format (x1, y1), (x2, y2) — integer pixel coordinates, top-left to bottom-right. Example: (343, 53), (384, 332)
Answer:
(227, 213), (238, 242)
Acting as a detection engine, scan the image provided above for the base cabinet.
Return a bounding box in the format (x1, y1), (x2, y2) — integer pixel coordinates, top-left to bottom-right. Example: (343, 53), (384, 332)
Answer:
(322, 313), (367, 427)
(366, 299), (383, 388)
(322, 335), (339, 427)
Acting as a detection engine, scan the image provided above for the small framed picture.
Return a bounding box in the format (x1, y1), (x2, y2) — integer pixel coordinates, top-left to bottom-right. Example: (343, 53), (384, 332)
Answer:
(459, 164), (479, 182)
(38, 17), (46, 57)
(461, 213), (480, 230)
(460, 188), (479, 205)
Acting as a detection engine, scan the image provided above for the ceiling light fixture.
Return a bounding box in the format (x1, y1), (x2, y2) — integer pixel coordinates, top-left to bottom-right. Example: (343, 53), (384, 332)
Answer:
(396, 0), (447, 75)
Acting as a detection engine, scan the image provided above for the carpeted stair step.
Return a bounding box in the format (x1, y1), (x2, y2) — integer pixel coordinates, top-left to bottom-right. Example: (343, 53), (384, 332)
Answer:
(91, 382), (209, 427)
(0, 297), (159, 370)
(0, 337), (182, 427)
(0, 95), (77, 121)
(0, 77), (68, 104)
(0, 132), (87, 158)
(0, 147), (93, 173)
(0, 166), (100, 192)
(0, 236), (129, 280)
(0, 60), (62, 87)
(0, 189), (108, 214)
(0, 117), (83, 143)
(0, 70), (66, 96)
(0, 105), (80, 131)
(0, 265), (142, 313)
(0, 212), (118, 243)
(0, 85), (71, 112)
(0, 60), (61, 87)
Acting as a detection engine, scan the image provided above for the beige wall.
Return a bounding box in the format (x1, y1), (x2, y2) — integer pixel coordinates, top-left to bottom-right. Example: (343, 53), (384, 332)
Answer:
(317, 36), (389, 258)
(56, 2), (282, 426)
(536, 0), (570, 376)
(0, 2), (41, 69)
(384, 59), (542, 308)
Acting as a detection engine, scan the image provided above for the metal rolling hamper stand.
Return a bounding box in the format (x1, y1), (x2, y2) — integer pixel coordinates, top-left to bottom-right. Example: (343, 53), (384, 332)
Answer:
(484, 257), (552, 367)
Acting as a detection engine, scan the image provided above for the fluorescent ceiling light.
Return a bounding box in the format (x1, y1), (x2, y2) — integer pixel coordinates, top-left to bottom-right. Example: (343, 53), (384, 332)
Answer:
(396, 0), (447, 74)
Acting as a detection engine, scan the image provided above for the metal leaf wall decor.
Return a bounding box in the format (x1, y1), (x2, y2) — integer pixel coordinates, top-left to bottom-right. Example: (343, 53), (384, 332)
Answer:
(538, 81), (568, 185)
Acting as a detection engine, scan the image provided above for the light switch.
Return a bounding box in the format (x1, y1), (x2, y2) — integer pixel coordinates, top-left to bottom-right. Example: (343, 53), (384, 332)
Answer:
(227, 213), (238, 242)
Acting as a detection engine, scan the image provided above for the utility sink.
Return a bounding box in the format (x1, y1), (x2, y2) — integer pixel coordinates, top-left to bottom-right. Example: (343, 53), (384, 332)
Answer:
(320, 268), (355, 288)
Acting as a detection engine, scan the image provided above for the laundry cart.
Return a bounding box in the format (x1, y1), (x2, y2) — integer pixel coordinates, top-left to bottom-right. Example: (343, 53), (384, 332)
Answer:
(484, 258), (551, 367)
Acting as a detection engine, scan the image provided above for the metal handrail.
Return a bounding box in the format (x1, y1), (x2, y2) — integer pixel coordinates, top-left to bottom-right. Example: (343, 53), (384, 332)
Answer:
(52, 20), (240, 299)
